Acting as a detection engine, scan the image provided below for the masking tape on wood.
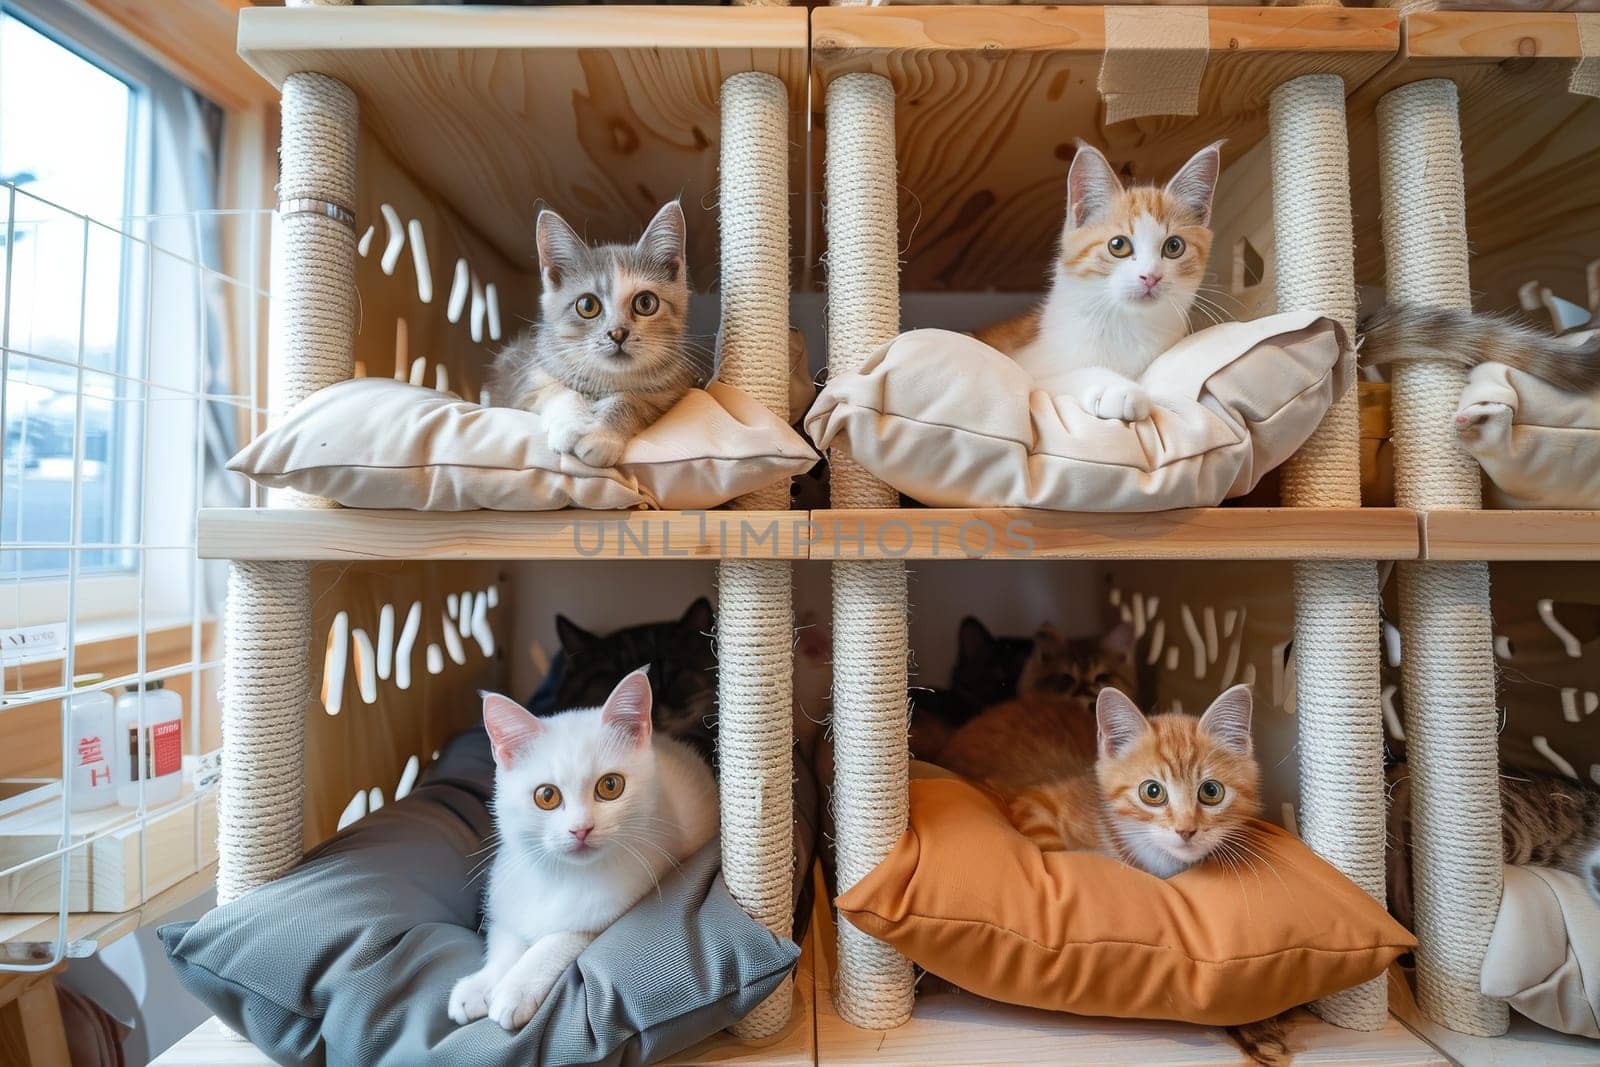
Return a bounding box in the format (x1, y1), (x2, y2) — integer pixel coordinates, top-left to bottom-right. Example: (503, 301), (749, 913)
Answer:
(1571, 14), (1600, 99)
(1100, 8), (1210, 125)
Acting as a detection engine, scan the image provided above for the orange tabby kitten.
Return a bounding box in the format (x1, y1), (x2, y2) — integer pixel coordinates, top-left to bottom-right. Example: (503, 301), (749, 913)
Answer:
(977, 140), (1222, 422)
(1010, 686), (1261, 877)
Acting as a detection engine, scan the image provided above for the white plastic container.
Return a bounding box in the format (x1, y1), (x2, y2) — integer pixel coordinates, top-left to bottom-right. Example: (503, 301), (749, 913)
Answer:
(68, 689), (116, 812)
(114, 682), (183, 807)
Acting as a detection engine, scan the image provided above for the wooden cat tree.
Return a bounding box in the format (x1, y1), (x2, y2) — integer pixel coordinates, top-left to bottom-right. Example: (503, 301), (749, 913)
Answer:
(174, 1), (1600, 1062)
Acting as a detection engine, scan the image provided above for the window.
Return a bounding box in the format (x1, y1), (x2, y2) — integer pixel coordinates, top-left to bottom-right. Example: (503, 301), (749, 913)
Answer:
(1, 9), (144, 581)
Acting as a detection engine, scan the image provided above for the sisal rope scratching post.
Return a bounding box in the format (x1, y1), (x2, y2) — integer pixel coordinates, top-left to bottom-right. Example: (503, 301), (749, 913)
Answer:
(220, 8), (358, 905)
(714, 72), (796, 1041)
(1268, 75), (1389, 1032)
(1378, 79), (1508, 1038)
(824, 73), (915, 1030)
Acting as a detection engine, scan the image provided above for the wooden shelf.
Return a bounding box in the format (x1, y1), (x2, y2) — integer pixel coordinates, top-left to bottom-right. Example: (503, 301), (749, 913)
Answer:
(809, 507), (1420, 560)
(198, 507), (1421, 562)
(197, 508), (812, 561)
(1349, 11), (1600, 313)
(237, 5), (809, 284)
(811, 6), (1398, 291)
(1422, 510), (1600, 561)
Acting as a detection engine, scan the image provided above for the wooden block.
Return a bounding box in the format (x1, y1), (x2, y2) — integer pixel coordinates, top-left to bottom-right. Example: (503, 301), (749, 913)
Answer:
(90, 793), (206, 913)
(0, 802), (126, 913)
(808, 507), (1420, 561)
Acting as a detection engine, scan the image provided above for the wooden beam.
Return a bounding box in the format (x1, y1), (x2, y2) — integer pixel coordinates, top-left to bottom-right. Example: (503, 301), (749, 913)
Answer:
(1422, 510), (1600, 561)
(197, 508), (814, 561)
(808, 508), (1421, 561)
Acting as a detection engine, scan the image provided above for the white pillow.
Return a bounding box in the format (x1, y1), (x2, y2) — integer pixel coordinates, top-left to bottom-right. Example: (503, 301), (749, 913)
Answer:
(1482, 864), (1600, 1038)
(804, 312), (1350, 511)
(1456, 358), (1600, 508)
(228, 378), (817, 511)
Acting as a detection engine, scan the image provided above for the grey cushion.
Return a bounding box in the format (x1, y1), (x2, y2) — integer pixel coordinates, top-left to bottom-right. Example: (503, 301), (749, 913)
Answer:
(160, 729), (800, 1066)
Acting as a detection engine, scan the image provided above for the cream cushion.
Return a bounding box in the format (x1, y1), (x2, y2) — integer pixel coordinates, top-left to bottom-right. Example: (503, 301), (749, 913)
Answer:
(1456, 358), (1600, 508)
(1481, 865), (1600, 1038)
(228, 378), (816, 511)
(805, 312), (1350, 511)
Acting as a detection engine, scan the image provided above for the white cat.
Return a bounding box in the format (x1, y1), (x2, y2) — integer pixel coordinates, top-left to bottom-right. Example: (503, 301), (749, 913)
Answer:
(447, 670), (719, 1030)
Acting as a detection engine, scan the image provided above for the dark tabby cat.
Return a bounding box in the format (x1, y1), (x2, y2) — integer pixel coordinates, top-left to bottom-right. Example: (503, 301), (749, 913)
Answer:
(910, 618), (1137, 761)
(1360, 305), (1600, 393)
(1387, 764), (1600, 929)
(534, 598), (718, 762)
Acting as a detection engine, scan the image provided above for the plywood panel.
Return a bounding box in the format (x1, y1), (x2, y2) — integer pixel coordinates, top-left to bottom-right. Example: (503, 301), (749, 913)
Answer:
(237, 6), (810, 287)
(303, 561), (505, 848)
(1349, 12), (1600, 314)
(811, 7), (1398, 291)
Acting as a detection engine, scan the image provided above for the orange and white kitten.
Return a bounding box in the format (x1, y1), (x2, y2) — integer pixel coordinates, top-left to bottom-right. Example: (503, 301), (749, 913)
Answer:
(1009, 685), (1261, 878)
(978, 141), (1222, 422)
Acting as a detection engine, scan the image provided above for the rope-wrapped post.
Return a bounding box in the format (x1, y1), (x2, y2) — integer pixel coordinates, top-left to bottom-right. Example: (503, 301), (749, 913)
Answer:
(714, 72), (796, 1042)
(220, 6), (359, 904)
(1268, 74), (1389, 1032)
(1378, 79), (1507, 1038)
(824, 73), (915, 1030)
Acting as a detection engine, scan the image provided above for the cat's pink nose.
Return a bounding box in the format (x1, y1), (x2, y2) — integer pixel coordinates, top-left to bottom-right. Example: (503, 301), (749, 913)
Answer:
(1176, 828), (1197, 842)
(570, 825), (593, 845)
(1139, 273), (1163, 292)
(608, 327), (629, 344)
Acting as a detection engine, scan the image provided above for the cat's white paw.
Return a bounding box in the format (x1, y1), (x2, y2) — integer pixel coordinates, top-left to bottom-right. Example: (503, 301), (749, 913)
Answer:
(486, 972), (558, 1032)
(546, 415), (588, 457)
(573, 428), (626, 468)
(447, 970), (495, 1025)
(1081, 380), (1151, 422)
(1454, 401), (1511, 446)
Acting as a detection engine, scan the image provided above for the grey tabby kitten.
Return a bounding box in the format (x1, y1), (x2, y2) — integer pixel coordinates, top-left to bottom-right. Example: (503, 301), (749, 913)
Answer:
(490, 201), (697, 468)
(1387, 765), (1600, 929)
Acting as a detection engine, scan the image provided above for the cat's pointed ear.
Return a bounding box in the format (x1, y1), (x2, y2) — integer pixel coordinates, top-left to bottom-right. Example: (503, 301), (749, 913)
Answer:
(957, 616), (995, 660)
(1096, 687), (1148, 759)
(555, 614), (595, 655)
(1164, 140), (1224, 228)
(680, 596), (714, 636)
(1066, 142), (1123, 228)
(1099, 620), (1136, 664)
(1199, 684), (1253, 755)
(536, 209), (585, 288)
(602, 668), (653, 747)
(482, 692), (542, 770)
(637, 200), (686, 282)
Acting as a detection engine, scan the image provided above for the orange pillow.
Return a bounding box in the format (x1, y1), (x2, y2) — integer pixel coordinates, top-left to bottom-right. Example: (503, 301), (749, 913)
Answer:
(835, 777), (1415, 1026)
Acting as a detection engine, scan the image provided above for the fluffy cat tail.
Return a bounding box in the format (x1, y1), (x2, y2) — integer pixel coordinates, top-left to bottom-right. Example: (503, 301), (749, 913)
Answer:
(1358, 305), (1600, 394)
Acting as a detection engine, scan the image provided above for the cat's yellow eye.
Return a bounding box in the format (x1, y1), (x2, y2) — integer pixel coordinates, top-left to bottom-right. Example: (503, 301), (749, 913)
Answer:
(631, 292), (659, 317)
(575, 294), (602, 319)
(595, 773), (626, 801)
(534, 784), (562, 810)
(1162, 236), (1186, 259)
(1198, 779), (1226, 806)
(1107, 236), (1133, 259)
(1139, 779), (1167, 805)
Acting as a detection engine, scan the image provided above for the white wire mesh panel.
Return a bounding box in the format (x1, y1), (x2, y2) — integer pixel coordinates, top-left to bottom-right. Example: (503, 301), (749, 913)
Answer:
(0, 184), (269, 970)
